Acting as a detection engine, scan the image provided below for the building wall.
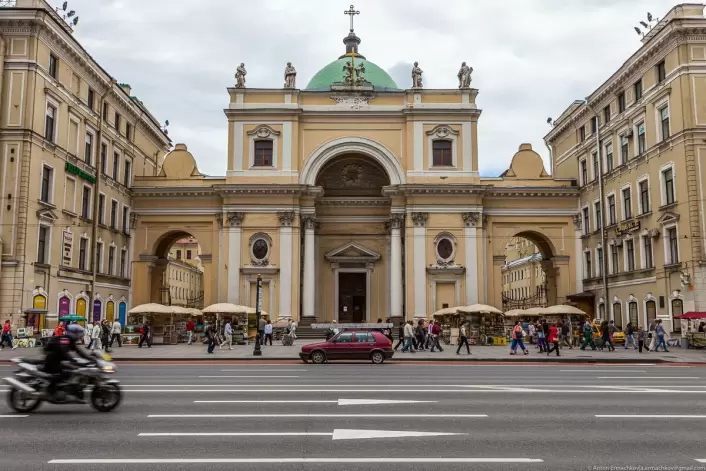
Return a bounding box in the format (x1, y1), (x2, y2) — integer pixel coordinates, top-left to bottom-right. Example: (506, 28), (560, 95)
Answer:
(546, 4), (706, 331)
(0, 1), (170, 328)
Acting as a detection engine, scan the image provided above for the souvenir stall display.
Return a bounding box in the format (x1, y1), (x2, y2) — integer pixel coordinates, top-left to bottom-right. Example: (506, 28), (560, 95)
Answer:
(127, 303), (176, 345)
(432, 307), (460, 345)
(202, 303), (261, 344)
(674, 312), (706, 348)
(456, 304), (504, 346)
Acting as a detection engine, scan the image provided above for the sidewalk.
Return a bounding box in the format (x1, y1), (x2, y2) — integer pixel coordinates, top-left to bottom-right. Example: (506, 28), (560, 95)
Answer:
(1, 341), (704, 363)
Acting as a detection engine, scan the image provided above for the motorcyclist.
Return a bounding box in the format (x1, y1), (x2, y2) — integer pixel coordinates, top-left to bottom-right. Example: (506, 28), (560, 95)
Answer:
(43, 324), (93, 400)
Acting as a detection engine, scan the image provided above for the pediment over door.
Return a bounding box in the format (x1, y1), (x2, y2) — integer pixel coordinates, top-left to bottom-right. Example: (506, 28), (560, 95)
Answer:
(325, 242), (381, 264)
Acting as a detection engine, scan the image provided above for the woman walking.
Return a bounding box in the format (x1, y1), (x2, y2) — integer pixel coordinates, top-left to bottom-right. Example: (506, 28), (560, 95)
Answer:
(510, 320), (529, 355)
(206, 324), (216, 354)
(456, 321), (470, 355)
(546, 320), (561, 356)
(636, 324), (646, 353)
(600, 320), (615, 351)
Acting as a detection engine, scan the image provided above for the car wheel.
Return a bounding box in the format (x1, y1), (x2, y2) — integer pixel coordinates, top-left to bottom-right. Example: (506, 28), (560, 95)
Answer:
(311, 350), (326, 364)
(371, 351), (385, 364)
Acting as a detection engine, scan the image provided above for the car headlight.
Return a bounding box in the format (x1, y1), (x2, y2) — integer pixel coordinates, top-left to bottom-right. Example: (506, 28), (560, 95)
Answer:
(101, 364), (115, 373)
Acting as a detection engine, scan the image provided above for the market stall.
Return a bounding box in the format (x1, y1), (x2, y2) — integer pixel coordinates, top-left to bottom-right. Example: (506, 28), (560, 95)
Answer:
(127, 303), (175, 345)
(541, 305), (587, 346)
(674, 312), (706, 348)
(202, 303), (260, 344)
(456, 304), (504, 346)
(432, 307), (460, 345)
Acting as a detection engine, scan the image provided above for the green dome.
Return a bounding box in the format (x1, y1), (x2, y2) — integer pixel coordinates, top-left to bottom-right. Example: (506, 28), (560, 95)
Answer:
(306, 58), (399, 91)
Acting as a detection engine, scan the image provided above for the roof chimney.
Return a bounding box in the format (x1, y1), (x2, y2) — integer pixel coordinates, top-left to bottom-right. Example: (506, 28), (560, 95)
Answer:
(118, 83), (132, 96)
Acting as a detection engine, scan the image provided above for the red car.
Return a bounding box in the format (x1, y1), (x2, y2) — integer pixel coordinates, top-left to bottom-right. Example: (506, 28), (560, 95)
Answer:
(299, 330), (394, 364)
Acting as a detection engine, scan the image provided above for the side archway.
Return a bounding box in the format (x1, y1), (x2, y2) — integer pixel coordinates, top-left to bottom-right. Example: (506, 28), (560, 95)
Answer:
(300, 137), (405, 186)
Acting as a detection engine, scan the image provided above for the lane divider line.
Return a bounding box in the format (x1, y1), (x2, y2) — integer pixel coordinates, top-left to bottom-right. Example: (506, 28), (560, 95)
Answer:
(47, 458), (543, 464)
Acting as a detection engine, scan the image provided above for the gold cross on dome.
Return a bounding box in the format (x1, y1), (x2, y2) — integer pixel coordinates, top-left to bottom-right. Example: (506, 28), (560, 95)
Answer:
(344, 5), (360, 32)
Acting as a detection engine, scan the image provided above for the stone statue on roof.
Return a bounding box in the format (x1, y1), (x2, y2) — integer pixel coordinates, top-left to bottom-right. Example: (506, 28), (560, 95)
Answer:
(235, 63), (247, 88)
(412, 61), (423, 88)
(343, 60), (354, 86)
(284, 62), (297, 88)
(458, 62), (472, 89)
(354, 62), (366, 86)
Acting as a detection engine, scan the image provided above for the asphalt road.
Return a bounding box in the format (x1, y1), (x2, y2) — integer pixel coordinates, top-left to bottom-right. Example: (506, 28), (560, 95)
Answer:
(1, 361), (706, 470)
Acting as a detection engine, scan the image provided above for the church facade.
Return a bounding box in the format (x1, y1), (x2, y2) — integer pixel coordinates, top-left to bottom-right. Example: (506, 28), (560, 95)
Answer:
(130, 24), (581, 324)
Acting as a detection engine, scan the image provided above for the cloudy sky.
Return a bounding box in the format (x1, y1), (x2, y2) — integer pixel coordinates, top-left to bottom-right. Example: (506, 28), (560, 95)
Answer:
(69, 0), (680, 177)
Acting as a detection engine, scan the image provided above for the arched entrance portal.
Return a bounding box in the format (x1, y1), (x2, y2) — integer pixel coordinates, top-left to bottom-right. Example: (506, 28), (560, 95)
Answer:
(311, 152), (394, 323)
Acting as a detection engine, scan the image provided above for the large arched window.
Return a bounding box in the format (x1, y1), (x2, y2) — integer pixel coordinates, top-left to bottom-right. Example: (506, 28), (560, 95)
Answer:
(628, 301), (638, 325)
(432, 140), (453, 167)
(646, 300), (657, 326)
(598, 303), (605, 320)
(613, 302), (623, 329)
(672, 298), (683, 333)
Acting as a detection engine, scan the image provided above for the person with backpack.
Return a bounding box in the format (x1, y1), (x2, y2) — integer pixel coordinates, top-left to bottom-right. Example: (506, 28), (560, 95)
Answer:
(580, 318), (596, 350)
(509, 320), (528, 355)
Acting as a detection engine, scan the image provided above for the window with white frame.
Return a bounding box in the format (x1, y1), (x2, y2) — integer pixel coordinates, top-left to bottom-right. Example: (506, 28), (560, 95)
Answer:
(646, 299), (657, 326)
(592, 152), (599, 180)
(100, 143), (108, 175)
(96, 241), (104, 274)
(122, 206), (130, 233)
(110, 200), (118, 229)
(620, 134), (629, 164)
(598, 302), (605, 319)
(625, 238), (636, 272)
(40, 164), (54, 204)
(638, 178), (650, 214)
(605, 142), (614, 172)
(666, 226), (679, 265)
(662, 166), (675, 206)
(628, 301), (639, 325)
(85, 132), (94, 166)
(596, 246), (603, 277)
(622, 187), (632, 220)
(113, 151), (120, 180)
(37, 224), (50, 265)
(637, 121), (646, 155)
(672, 298), (683, 333)
(78, 237), (88, 271)
(607, 194), (616, 225)
(108, 245), (115, 276)
(120, 249), (127, 278)
(594, 201), (602, 231)
(123, 159), (132, 187)
(643, 234), (653, 269)
(582, 207), (590, 235)
(580, 159), (587, 186)
(659, 105), (670, 141)
(45, 102), (57, 143)
(98, 194), (105, 225)
(584, 250), (592, 279)
(613, 302), (623, 329)
(81, 185), (91, 219)
(611, 243), (620, 274)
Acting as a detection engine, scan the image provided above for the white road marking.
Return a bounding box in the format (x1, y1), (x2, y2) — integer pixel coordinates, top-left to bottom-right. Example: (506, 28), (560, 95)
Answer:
(561, 369), (647, 372)
(117, 388), (706, 394)
(597, 415), (706, 418)
(48, 458), (543, 464)
(198, 376), (300, 378)
(138, 429), (465, 441)
(220, 369), (307, 372)
(0, 415), (27, 418)
(193, 399), (437, 406)
(148, 413), (488, 418)
(597, 377), (700, 379)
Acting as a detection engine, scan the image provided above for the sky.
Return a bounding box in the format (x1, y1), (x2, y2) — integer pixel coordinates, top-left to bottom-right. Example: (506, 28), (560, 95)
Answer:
(66, 0), (682, 177)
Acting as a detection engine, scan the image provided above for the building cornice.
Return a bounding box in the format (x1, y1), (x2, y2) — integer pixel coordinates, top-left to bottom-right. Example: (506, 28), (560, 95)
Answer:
(387, 184), (489, 196)
(130, 186), (217, 198)
(485, 186), (579, 198)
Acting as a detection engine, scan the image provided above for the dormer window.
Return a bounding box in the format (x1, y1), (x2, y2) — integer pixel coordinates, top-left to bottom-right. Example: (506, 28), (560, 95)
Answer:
(253, 140), (273, 166)
(432, 140), (452, 166)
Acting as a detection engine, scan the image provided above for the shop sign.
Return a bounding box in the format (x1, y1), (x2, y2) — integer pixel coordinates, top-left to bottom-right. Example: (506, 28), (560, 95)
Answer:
(615, 219), (640, 237)
(62, 230), (73, 266)
(65, 162), (96, 184)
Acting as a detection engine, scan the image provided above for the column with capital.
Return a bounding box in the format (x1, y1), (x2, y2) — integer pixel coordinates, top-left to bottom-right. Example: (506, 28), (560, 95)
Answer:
(573, 214), (583, 295)
(302, 215), (317, 318)
(278, 211), (295, 319)
(411, 212), (428, 317)
(462, 212), (480, 305)
(226, 212), (244, 304)
(390, 214), (405, 318)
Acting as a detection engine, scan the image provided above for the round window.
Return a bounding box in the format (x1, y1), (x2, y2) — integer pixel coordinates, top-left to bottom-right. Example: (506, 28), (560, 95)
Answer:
(437, 238), (454, 261)
(252, 239), (269, 261)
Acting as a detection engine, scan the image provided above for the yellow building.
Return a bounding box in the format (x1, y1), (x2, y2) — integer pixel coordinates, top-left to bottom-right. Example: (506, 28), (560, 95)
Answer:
(546, 4), (706, 332)
(129, 9), (580, 324)
(0, 0), (170, 328)
(501, 238), (547, 310)
(164, 237), (204, 307)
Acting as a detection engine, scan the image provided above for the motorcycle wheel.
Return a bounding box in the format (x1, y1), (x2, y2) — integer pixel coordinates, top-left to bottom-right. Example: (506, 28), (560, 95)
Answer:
(90, 383), (122, 412)
(7, 387), (41, 413)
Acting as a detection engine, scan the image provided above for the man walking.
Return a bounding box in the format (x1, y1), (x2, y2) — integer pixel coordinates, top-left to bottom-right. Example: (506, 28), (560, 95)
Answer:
(624, 322), (637, 349)
(222, 320), (233, 350)
(653, 319), (669, 352)
(109, 319), (122, 348)
(580, 318), (596, 350)
(456, 321), (470, 355)
(430, 320), (444, 353)
(402, 320), (415, 353)
(561, 318), (573, 349)
(186, 318), (195, 345)
(258, 316), (266, 346)
(101, 320), (111, 353)
(264, 320), (273, 346)
(394, 323), (405, 351)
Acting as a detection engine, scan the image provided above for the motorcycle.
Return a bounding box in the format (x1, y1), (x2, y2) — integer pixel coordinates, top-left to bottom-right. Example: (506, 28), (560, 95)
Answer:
(3, 352), (122, 413)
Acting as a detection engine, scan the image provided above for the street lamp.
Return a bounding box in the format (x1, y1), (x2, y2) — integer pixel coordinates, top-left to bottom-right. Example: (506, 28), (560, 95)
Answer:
(253, 274), (262, 356)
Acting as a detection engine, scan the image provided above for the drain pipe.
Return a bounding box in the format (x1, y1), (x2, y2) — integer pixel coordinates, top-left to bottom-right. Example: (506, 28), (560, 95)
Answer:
(585, 99), (610, 321)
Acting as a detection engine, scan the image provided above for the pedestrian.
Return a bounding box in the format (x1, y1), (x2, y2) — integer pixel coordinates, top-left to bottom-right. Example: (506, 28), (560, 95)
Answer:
(53, 322), (65, 337)
(600, 320), (615, 351)
(90, 321), (101, 351)
(101, 320), (111, 353)
(264, 320), (273, 346)
(206, 324), (216, 354)
(624, 322), (637, 349)
(415, 319), (426, 351)
(608, 319), (616, 345)
(509, 320), (528, 355)
(186, 318), (195, 345)
(580, 318), (596, 350)
(528, 322), (536, 345)
(222, 320), (233, 350)
(0, 320), (17, 350)
(653, 319), (669, 352)
(138, 322), (152, 348)
(402, 320), (415, 353)
(536, 322), (546, 353)
(394, 322), (405, 351)
(430, 320), (444, 352)
(636, 324), (646, 353)
(289, 321), (297, 341)
(457, 321), (470, 355)
(546, 320), (561, 357)
(383, 318), (393, 342)
(647, 320), (657, 352)
(699, 322), (705, 333)
(561, 318), (573, 349)
(110, 318), (122, 348)
(258, 316), (266, 346)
